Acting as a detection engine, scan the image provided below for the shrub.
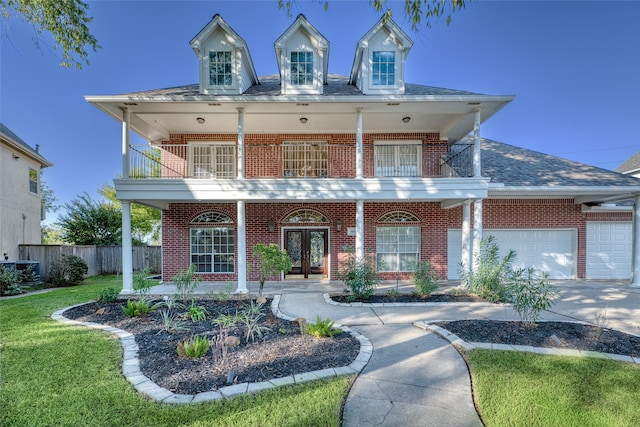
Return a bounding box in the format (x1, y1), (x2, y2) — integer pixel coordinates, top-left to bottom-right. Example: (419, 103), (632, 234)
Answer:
(172, 264), (202, 300)
(305, 315), (342, 338)
(252, 243), (292, 297)
(0, 266), (22, 296)
(176, 335), (210, 358)
(460, 236), (515, 302)
(121, 297), (155, 317)
(98, 287), (120, 303)
(237, 300), (271, 342)
(49, 255), (88, 286)
(186, 301), (208, 322)
(132, 268), (154, 295)
(509, 268), (557, 324)
(160, 310), (189, 333)
(412, 260), (439, 296)
(338, 248), (381, 301)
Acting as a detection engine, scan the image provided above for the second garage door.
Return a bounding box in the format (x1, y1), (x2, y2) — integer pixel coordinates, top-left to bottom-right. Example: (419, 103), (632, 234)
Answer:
(448, 229), (576, 280)
(586, 222), (632, 280)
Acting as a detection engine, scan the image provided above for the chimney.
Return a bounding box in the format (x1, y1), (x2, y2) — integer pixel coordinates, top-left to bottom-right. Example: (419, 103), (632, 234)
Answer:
(35, 144), (40, 153)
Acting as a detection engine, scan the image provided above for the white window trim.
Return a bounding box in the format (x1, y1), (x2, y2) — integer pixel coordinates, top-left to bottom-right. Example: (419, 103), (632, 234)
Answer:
(29, 167), (39, 195)
(206, 50), (235, 90)
(190, 226), (236, 274)
(282, 140), (328, 178)
(187, 141), (236, 178)
(373, 140), (422, 177)
(369, 49), (401, 91)
(376, 225), (421, 272)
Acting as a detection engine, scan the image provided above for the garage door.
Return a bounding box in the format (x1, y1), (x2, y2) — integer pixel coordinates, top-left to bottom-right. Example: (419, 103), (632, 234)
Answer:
(586, 222), (632, 279)
(448, 229), (576, 280)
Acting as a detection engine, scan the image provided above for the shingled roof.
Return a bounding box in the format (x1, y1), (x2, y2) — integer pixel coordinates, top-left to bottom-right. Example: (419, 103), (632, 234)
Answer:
(475, 137), (640, 188)
(116, 74), (483, 98)
(616, 151), (640, 175)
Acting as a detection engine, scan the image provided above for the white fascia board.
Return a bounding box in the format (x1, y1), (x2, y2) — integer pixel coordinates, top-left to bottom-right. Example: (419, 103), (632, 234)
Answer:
(114, 177), (490, 203)
(581, 204), (633, 213)
(490, 186), (640, 202)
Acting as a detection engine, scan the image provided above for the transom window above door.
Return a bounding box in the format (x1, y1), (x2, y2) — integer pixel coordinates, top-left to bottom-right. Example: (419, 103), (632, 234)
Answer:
(283, 141), (328, 178)
(374, 141), (422, 177)
(189, 142), (236, 178)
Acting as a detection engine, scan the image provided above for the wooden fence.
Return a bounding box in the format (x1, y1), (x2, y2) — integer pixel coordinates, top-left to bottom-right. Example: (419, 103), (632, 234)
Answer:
(18, 245), (161, 282)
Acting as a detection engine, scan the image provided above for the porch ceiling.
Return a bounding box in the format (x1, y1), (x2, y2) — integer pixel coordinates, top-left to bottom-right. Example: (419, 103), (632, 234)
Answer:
(86, 96), (512, 144)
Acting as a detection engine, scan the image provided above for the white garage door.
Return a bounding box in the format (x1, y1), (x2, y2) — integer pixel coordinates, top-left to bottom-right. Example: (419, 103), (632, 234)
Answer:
(448, 229), (576, 280)
(586, 222), (632, 279)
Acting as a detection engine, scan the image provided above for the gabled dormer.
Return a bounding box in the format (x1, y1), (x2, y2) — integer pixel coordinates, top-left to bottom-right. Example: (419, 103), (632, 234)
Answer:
(190, 14), (258, 95)
(274, 14), (329, 95)
(349, 17), (413, 95)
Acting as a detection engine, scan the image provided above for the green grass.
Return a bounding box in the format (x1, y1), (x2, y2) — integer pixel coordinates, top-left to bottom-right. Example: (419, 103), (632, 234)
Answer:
(0, 276), (352, 427)
(467, 349), (640, 426)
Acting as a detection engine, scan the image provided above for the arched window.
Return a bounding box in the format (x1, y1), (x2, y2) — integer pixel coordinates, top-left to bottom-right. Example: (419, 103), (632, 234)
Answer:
(376, 211), (420, 272)
(190, 212), (234, 273)
(282, 209), (329, 224)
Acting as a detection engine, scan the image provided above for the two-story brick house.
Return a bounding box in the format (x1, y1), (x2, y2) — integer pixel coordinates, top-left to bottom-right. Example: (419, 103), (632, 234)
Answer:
(87, 15), (640, 292)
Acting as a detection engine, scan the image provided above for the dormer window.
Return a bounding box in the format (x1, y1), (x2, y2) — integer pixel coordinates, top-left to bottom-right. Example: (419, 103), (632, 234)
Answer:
(209, 51), (233, 86)
(291, 51), (314, 86)
(372, 51), (395, 86)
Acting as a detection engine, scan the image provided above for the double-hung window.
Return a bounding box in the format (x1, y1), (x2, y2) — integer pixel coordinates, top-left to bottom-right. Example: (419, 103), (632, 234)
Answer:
(190, 142), (236, 178)
(376, 212), (421, 272)
(209, 51), (233, 86)
(374, 141), (421, 177)
(190, 212), (235, 273)
(372, 51), (395, 86)
(283, 141), (327, 178)
(29, 168), (38, 194)
(290, 51), (314, 86)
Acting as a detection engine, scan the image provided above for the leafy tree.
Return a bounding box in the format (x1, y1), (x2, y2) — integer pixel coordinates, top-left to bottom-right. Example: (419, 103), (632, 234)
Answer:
(252, 243), (292, 296)
(0, 0), (100, 69)
(99, 183), (161, 245)
(41, 223), (64, 244)
(280, 0), (471, 29)
(58, 192), (121, 246)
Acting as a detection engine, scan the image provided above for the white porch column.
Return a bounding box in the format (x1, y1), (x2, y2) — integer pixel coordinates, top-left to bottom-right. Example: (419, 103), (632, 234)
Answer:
(236, 200), (248, 294)
(631, 195), (640, 287)
(461, 201), (472, 281)
(473, 199), (483, 271)
(237, 108), (245, 179)
(121, 201), (133, 293)
(473, 109), (481, 178)
(356, 108), (363, 179)
(121, 107), (130, 178)
(355, 199), (365, 262)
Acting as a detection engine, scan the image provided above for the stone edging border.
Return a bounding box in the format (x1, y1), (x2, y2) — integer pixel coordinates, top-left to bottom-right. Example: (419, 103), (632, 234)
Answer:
(414, 320), (640, 364)
(51, 294), (373, 404)
(323, 293), (498, 308)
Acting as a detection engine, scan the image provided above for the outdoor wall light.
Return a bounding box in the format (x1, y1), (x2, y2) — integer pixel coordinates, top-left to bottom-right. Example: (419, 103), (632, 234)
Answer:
(335, 218), (343, 232)
(196, 117), (205, 124)
(299, 117), (308, 124)
(402, 116), (411, 123)
(268, 219), (275, 232)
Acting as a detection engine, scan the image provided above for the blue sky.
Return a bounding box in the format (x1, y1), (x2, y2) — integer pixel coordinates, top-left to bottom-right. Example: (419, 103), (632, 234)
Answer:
(2, 1), (639, 223)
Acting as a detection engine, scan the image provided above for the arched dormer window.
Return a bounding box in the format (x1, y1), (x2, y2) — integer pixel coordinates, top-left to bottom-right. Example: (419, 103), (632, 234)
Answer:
(376, 211), (420, 272)
(190, 212), (235, 273)
(282, 209), (329, 224)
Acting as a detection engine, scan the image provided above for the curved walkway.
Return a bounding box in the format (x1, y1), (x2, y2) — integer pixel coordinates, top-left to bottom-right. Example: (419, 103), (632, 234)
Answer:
(52, 280), (640, 426)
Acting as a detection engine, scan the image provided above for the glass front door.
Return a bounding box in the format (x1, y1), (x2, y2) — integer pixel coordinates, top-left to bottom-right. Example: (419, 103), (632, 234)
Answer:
(285, 229), (328, 278)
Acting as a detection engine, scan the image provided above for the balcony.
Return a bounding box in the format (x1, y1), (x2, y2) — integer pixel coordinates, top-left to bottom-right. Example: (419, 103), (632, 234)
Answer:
(129, 142), (474, 180)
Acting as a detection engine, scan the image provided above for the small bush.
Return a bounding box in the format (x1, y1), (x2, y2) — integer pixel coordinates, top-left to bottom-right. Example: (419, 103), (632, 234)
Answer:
(160, 310), (189, 333)
(176, 335), (210, 358)
(49, 255), (88, 286)
(413, 260), (439, 296)
(0, 265), (41, 296)
(121, 297), (155, 317)
(186, 301), (208, 322)
(305, 315), (342, 338)
(460, 236), (515, 302)
(99, 287), (120, 303)
(338, 248), (381, 301)
(172, 264), (202, 300)
(132, 268), (154, 295)
(237, 301), (271, 342)
(509, 268), (557, 324)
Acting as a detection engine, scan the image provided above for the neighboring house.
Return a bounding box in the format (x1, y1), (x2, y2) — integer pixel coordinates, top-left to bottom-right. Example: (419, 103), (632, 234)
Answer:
(617, 152), (640, 178)
(86, 15), (640, 292)
(0, 123), (53, 260)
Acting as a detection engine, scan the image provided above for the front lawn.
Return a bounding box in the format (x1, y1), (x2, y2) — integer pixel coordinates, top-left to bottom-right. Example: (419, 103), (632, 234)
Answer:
(0, 276), (351, 427)
(467, 349), (640, 426)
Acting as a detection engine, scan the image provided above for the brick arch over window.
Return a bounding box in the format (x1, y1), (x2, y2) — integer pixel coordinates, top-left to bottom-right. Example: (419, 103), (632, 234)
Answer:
(282, 209), (330, 224)
(377, 211), (420, 224)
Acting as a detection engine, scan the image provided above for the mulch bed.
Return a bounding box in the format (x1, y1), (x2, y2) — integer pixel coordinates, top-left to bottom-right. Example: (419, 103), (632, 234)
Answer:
(63, 297), (360, 395)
